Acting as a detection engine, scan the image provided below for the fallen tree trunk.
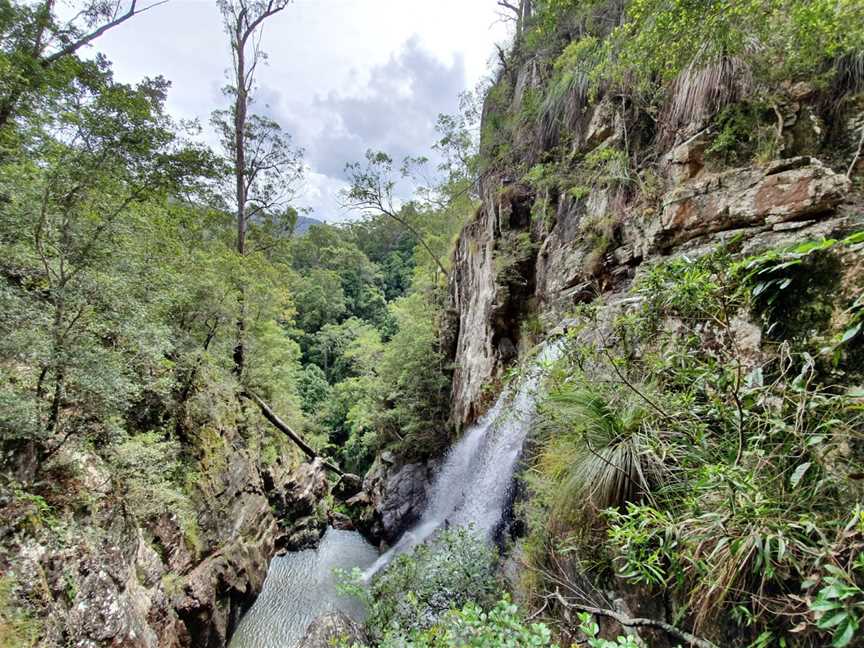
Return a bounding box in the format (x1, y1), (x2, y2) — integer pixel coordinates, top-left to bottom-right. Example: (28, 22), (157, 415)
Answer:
(241, 390), (343, 476)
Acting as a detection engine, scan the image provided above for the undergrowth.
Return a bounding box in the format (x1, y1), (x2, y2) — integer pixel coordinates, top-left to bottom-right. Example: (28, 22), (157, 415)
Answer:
(522, 236), (864, 647)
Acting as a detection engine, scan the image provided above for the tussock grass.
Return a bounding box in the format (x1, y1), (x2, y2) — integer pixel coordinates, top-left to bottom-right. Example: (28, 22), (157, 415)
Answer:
(535, 386), (659, 529)
(661, 56), (754, 142)
(536, 37), (604, 149)
(538, 68), (593, 148)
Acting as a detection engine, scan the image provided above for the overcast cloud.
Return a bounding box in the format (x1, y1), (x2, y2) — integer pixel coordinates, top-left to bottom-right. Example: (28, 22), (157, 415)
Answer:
(85, 0), (511, 221)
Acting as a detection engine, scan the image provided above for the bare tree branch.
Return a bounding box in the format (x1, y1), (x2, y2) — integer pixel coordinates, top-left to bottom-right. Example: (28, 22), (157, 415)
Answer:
(546, 591), (719, 648)
(43, 0), (170, 65)
(240, 390), (343, 475)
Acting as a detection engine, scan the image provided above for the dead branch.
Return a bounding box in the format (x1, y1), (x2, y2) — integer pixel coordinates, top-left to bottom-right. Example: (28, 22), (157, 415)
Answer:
(848, 123), (864, 180)
(241, 390), (343, 475)
(43, 0), (169, 65)
(548, 591), (718, 648)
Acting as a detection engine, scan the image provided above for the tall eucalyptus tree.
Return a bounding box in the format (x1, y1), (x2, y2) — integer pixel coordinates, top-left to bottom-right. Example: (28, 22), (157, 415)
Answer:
(213, 0), (303, 378)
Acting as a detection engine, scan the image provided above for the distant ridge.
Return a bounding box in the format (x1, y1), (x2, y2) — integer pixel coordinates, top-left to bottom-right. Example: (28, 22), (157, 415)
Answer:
(294, 215), (324, 235)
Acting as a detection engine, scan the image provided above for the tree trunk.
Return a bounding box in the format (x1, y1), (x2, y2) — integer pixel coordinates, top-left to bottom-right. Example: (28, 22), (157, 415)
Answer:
(46, 290), (65, 437)
(232, 27), (248, 378)
(241, 390), (343, 476)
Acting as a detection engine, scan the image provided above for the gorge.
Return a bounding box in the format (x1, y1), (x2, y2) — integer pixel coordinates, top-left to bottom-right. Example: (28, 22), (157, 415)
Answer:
(2, 1), (864, 647)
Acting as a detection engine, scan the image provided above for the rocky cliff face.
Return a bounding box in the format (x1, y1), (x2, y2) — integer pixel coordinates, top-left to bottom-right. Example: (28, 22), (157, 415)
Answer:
(446, 68), (863, 428)
(439, 27), (864, 641)
(0, 422), (330, 647)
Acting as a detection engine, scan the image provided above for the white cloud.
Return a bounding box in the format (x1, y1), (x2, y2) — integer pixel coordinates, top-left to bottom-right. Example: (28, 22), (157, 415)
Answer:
(82, 0), (513, 220)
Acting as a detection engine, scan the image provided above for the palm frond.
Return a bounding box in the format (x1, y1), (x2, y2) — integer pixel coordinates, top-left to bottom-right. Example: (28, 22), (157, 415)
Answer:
(536, 386), (658, 527)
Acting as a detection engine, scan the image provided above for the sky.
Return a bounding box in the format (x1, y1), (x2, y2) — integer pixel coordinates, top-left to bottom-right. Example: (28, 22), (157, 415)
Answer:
(86, 0), (512, 221)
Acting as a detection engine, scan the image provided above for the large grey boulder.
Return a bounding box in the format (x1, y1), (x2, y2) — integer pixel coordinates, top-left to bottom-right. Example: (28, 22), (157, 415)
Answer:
(350, 452), (438, 544)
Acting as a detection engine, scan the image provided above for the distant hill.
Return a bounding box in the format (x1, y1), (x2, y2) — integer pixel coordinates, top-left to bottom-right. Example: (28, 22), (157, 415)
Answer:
(295, 215), (324, 235)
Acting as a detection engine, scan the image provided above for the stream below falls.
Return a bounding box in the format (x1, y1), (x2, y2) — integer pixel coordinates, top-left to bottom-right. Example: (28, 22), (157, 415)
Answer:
(228, 528), (378, 648)
(230, 340), (562, 647)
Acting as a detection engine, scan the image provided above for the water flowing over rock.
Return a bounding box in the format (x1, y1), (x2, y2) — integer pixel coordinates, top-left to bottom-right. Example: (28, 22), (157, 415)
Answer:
(363, 340), (564, 578)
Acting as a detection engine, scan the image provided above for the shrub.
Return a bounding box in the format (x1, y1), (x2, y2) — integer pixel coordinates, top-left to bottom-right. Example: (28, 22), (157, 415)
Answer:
(383, 596), (558, 648)
(577, 612), (640, 648)
(108, 432), (201, 553)
(340, 526), (498, 641)
(808, 559), (864, 647)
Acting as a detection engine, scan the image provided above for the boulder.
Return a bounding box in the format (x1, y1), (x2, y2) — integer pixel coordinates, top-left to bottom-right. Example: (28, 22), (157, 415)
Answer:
(583, 97), (621, 150)
(332, 472), (363, 500)
(666, 132), (708, 184)
(280, 459), (329, 550)
(297, 611), (367, 648)
(282, 459), (329, 519)
(356, 455), (437, 543)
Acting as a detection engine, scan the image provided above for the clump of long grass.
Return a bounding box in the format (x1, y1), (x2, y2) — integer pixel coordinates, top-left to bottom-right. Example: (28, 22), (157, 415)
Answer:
(833, 50), (864, 98)
(660, 56), (754, 143)
(535, 385), (659, 528)
(537, 68), (592, 148)
(536, 37), (605, 149)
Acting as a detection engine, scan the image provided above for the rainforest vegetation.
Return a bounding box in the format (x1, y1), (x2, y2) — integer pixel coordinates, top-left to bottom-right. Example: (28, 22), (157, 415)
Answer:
(2, 0), (864, 647)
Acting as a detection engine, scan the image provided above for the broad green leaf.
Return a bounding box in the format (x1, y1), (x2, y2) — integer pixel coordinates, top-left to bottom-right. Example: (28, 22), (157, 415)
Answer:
(833, 615), (858, 647)
(790, 462), (811, 488)
(840, 323), (861, 344)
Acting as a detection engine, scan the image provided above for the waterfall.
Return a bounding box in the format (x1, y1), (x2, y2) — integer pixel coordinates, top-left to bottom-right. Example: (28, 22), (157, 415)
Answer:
(363, 339), (563, 578)
(230, 339), (562, 647)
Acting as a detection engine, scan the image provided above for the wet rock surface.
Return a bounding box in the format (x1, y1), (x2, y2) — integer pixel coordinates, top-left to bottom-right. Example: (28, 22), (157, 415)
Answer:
(350, 451), (438, 544)
(296, 611), (367, 648)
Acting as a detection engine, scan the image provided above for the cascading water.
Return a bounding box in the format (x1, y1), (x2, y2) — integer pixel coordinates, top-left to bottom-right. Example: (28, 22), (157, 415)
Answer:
(230, 339), (562, 646)
(363, 338), (563, 578)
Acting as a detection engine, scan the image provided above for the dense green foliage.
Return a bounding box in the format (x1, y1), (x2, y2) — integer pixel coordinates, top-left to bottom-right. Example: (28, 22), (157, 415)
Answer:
(0, 0), (476, 635)
(0, 0), (476, 486)
(285, 199), (465, 470)
(338, 526), (649, 647)
(0, 7), (311, 590)
(342, 527), (498, 640)
(372, 597), (559, 648)
(522, 239), (864, 646)
(339, 527), (562, 647)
